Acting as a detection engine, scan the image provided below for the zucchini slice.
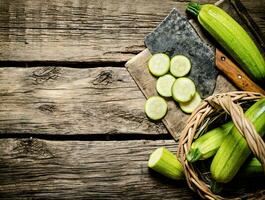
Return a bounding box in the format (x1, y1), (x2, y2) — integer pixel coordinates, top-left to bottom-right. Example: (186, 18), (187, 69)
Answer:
(144, 96), (167, 120)
(148, 53), (170, 76)
(156, 74), (176, 97)
(170, 55), (191, 77)
(179, 92), (201, 113)
(172, 77), (196, 103)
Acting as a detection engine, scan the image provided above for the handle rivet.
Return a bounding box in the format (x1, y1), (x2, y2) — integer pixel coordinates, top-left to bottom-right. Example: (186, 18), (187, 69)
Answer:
(238, 75), (242, 79)
(221, 56), (226, 61)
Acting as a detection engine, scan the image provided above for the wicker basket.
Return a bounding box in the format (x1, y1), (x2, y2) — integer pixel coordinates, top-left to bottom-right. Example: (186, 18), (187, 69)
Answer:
(178, 91), (265, 200)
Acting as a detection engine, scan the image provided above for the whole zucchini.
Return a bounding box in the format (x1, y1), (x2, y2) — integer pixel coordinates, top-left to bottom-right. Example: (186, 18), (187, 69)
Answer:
(187, 121), (233, 162)
(210, 98), (265, 183)
(186, 3), (265, 84)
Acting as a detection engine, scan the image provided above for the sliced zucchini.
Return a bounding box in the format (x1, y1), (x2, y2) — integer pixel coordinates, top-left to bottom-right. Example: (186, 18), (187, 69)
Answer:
(170, 55), (191, 77)
(148, 147), (184, 180)
(179, 92), (201, 113)
(156, 74), (176, 97)
(172, 77), (196, 103)
(145, 96), (167, 120)
(148, 53), (170, 76)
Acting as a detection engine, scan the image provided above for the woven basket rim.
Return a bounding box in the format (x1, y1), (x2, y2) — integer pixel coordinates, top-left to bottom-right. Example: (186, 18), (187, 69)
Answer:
(177, 91), (265, 200)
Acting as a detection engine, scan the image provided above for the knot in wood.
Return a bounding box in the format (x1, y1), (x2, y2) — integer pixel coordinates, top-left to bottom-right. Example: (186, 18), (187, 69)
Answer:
(92, 70), (113, 85)
(14, 138), (54, 159)
(39, 104), (57, 113)
(31, 67), (60, 85)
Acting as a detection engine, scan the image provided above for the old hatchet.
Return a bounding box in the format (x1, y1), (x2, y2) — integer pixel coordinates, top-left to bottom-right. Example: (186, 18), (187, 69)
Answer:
(144, 8), (265, 98)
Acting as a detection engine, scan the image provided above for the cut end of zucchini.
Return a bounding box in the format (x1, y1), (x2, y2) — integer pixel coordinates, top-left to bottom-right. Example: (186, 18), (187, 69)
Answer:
(148, 147), (164, 168)
(156, 74), (176, 97)
(172, 77), (196, 103)
(144, 96), (167, 120)
(170, 55), (191, 77)
(148, 53), (170, 76)
(148, 147), (184, 180)
(179, 92), (202, 113)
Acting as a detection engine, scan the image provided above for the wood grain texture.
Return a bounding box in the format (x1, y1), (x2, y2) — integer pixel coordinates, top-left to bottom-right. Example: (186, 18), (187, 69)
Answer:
(233, 0), (265, 50)
(240, 0), (265, 38)
(0, 138), (264, 199)
(0, 0), (216, 63)
(0, 0), (263, 138)
(0, 67), (167, 135)
(1, 0), (264, 63)
(215, 49), (265, 94)
(0, 138), (198, 199)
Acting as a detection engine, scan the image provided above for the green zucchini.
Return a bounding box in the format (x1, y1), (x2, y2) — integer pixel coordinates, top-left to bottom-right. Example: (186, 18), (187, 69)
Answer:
(149, 148), (262, 181)
(148, 147), (184, 180)
(210, 98), (265, 183)
(186, 3), (265, 84)
(186, 121), (233, 162)
(241, 157), (263, 175)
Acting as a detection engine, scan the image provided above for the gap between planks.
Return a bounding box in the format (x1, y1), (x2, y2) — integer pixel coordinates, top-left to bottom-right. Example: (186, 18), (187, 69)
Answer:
(0, 133), (172, 141)
(0, 60), (126, 68)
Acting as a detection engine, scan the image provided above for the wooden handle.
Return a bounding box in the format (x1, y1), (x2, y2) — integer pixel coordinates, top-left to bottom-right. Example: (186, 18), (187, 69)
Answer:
(215, 49), (265, 95)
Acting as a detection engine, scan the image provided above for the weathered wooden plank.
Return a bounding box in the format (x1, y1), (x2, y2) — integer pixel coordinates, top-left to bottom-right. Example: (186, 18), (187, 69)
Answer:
(235, 0), (265, 50)
(0, 138), (198, 199)
(0, 138), (264, 199)
(4, 0), (265, 63)
(241, 0), (265, 32)
(0, 0), (263, 63)
(0, 0), (263, 64)
(0, 67), (167, 135)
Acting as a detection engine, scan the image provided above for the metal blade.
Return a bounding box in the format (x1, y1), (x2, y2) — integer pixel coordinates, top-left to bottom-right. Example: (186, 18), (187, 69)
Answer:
(144, 8), (218, 98)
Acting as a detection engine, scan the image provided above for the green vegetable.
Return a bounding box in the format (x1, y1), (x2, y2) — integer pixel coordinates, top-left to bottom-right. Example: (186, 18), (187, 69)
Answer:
(148, 53), (170, 76)
(241, 157), (263, 175)
(179, 92), (202, 113)
(156, 74), (176, 97)
(170, 55), (191, 77)
(148, 148), (262, 181)
(172, 77), (196, 103)
(211, 98), (265, 183)
(187, 121), (233, 162)
(186, 3), (265, 84)
(144, 96), (167, 120)
(148, 147), (184, 180)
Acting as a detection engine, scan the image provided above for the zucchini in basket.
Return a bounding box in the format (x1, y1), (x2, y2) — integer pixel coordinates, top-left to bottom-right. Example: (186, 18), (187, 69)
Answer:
(187, 121), (233, 162)
(148, 147), (263, 181)
(211, 98), (265, 183)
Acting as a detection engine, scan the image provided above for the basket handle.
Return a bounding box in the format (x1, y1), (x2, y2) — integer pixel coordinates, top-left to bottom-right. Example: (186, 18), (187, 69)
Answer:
(208, 95), (265, 171)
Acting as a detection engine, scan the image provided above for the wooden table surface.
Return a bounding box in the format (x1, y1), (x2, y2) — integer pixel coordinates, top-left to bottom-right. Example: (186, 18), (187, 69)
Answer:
(0, 0), (264, 199)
